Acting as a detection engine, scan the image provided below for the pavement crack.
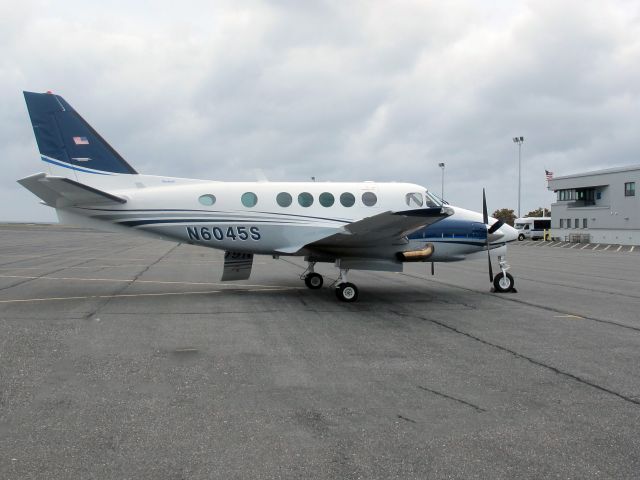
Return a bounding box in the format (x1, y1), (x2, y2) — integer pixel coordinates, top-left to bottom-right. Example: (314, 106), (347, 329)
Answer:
(403, 312), (640, 407)
(417, 385), (486, 412)
(83, 243), (180, 320)
(399, 272), (640, 334)
(396, 414), (417, 423)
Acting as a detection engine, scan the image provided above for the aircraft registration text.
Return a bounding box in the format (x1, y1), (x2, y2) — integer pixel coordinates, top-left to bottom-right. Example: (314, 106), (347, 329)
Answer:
(186, 226), (261, 242)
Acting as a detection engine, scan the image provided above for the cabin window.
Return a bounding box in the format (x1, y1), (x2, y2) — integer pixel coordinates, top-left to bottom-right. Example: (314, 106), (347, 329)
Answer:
(276, 192), (292, 207)
(298, 192), (314, 207)
(405, 192), (423, 207)
(319, 192), (334, 207)
(241, 192), (258, 208)
(362, 192), (377, 207)
(340, 192), (355, 207)
(198, 194), (216, 206)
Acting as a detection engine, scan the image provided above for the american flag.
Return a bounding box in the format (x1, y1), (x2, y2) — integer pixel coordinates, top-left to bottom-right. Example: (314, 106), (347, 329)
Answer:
(73, 136), (89, 145)
(545, 169), (553, 181)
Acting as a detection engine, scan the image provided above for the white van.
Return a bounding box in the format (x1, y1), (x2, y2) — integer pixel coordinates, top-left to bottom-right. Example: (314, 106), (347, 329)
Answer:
(514, 217), (551, 241)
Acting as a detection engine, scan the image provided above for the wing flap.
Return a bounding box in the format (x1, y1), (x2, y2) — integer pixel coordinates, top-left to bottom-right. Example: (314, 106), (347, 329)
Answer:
(18, 173), (126, 207)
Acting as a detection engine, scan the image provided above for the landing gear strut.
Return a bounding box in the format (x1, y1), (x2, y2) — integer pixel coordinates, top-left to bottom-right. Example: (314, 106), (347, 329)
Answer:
(301, 262), (323, 289)
(335, 268), (358, 302)
(493, 255), (516, 293)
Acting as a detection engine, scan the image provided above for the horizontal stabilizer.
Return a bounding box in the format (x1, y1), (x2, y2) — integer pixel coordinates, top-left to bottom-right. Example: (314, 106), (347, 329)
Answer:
(17, 173), (126, 207)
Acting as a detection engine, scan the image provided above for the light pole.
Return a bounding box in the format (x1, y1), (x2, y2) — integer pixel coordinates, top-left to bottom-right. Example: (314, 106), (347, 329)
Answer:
(512, 136), (524, 217)
(438, 163), (445, 200)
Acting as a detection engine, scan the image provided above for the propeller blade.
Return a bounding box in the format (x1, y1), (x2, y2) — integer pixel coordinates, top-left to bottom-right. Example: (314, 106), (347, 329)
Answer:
(482, 188), (488, 225)
(488, 219), (504, 234)
(487, 243), (494, 281)
(483, 188), (493, 281)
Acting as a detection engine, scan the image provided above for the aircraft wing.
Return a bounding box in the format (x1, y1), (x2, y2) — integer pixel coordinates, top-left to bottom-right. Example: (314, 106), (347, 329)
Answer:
(308, 206), (453, 248)
(17, 173), (126, 207)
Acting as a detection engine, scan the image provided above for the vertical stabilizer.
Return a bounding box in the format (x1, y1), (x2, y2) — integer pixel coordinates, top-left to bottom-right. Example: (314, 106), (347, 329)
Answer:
(23, 91), (138, 179)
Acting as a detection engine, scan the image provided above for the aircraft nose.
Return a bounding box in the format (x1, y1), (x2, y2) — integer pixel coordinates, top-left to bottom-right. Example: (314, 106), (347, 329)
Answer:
(501, 224), (518, 243)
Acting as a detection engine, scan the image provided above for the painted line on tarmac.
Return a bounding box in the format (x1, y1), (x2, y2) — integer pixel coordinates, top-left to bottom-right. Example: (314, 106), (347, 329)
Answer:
(569, 243), (579, 249)
(603, 245), (611, 251)
(581, 244), (591, 249)
(593, 244), (600, 250)
(553, 314), (583, 319)
(0, 287), (299, 304)
(0, 274), (290, 289)
(631, 246), (635, 252)
(616, 245), (623, 252)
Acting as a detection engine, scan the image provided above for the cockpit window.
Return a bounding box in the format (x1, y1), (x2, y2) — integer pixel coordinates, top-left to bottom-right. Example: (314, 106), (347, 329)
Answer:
(424, 191), (442, 207)
(405, 192), (423, 207)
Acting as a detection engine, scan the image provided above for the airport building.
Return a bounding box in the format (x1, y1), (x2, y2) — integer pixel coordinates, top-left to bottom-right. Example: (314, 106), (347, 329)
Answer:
(547, 164), (639, 245)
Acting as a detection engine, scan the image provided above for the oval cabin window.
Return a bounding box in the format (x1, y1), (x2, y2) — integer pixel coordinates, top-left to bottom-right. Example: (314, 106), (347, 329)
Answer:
(199, 194), (216, 206)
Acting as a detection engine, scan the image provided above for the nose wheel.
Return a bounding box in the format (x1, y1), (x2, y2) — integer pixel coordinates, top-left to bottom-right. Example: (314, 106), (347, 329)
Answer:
(492, 255), (517, 293)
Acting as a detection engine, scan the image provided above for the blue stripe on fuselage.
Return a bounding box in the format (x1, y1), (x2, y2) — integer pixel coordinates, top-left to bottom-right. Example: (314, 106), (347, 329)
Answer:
(408, 218), (487, 241)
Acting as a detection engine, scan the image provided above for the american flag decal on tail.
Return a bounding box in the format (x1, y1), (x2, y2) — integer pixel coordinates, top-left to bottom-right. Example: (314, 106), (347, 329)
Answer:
(73, 136), (89, 145)
(545, 170), (553, 181)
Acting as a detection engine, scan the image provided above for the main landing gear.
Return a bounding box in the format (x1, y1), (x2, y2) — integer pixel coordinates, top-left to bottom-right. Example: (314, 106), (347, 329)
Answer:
(301, 262), (359, 302)
(301, 262), (323, 289)
(493, 255), (516, 293)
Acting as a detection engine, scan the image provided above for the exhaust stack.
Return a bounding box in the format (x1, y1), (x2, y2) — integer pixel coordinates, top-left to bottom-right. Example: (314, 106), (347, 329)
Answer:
(396, 244), (434, 262)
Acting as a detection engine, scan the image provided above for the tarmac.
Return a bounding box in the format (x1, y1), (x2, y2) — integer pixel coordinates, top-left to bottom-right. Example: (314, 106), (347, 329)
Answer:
(1, 224), (639, 479)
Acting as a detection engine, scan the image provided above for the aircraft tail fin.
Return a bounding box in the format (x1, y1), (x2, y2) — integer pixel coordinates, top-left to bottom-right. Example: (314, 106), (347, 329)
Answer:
(23, 91), (138, 176)
(18, 173), (127, 207)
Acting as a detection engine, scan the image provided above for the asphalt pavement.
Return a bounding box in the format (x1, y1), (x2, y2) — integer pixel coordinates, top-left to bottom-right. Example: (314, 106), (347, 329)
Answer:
(1, 224), (639, 479)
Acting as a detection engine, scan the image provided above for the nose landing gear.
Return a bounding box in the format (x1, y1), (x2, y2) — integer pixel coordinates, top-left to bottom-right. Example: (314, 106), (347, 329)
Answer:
(492, 255), (517, 293)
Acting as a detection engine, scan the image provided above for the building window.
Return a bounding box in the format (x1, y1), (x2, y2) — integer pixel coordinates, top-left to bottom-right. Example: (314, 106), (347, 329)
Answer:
(596, 191), (602, 200)
(567, 218), (572, 228)
(362, 192), (377, 207)
(276, 192), (292, 207)
(625, 182), (636, 197)
(574, 218), (579, 228)
(298, 192), (314, 207)
(340, 192), (355, 207)
(241, 192), (257, 208)
(198, 194), (216, 206)
(559, 219), (564, 228)
(319, 192), (334, 207)
(583, 218), (588, 228)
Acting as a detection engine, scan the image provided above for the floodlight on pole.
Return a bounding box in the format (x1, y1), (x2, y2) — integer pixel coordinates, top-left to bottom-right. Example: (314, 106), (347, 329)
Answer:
(512, 136), (524, 217)
(438, 162), (445, 200)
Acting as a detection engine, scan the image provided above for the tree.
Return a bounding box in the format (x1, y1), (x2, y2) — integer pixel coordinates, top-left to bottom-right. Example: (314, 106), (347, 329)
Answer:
(492, 208), (516, 226)
(525, 207), (551, 217)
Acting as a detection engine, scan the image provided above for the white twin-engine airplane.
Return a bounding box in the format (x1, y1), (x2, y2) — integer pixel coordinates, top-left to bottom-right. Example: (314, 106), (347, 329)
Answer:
(19, 91), (518, 302)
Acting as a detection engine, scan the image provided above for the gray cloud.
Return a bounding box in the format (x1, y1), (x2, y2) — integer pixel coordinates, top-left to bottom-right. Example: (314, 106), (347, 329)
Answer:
(1, 0), (639, 222)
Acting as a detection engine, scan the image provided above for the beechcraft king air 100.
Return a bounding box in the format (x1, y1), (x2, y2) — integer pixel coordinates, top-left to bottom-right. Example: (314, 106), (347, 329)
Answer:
(19, 91), (518, 302)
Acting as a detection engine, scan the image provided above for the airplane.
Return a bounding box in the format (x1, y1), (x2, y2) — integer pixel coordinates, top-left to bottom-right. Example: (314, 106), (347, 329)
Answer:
(18, 91), (518, 302)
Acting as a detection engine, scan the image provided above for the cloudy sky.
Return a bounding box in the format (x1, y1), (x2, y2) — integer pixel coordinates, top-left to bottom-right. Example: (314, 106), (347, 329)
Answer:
(1, 0), (639, 222)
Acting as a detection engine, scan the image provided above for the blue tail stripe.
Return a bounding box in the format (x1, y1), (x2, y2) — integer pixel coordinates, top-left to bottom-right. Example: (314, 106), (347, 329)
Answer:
(41, 155), (111, 175)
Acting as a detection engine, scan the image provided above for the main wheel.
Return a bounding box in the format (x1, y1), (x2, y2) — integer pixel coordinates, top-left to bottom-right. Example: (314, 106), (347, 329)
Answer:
(335, 282), (358, 302)
(493, 272), (515, 293)
(518, 233), (525, 241)
(304, 272), (323, 289)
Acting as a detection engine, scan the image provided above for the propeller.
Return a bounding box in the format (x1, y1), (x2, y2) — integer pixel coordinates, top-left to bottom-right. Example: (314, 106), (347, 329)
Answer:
(483, 189), (494, 281)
